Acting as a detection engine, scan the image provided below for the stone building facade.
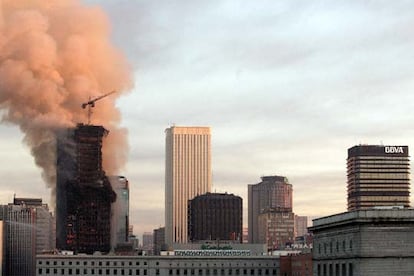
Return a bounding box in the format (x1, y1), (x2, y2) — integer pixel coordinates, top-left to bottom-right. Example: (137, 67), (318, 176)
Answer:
(310, 208), (414, 276)
(36, 254), (279, 276)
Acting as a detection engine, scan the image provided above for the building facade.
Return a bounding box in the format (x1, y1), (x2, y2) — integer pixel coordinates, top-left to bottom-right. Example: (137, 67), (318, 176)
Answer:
(36, 254), (279, 276)
(0, 198), (54, 276)
(248, 175), (293, 243)
(294, 215), (308, 238)
(310, 208), (414, 276)
(258, 208), (295, 250)
(188, 193), (242, 243)
(153, 227), (166, 256)
(165, 126), (212, 246)
(142, 232), (154, 254)
(347, 145), (410, 211)
(56, 124), (116, 254)
(108, 175), (130, 250)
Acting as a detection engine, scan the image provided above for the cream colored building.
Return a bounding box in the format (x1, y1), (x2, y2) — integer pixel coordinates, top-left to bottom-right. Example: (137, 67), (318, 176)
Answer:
(165, 126), (211, 246)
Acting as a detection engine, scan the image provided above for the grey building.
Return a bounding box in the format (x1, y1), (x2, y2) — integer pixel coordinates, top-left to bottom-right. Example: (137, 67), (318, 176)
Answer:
(0, 198), (54, 276)
(36, 254), (279, 276)
(248, 176), (293, 244)
(310, 208), (414, 276)
(108, 175), (130, 250)
(153, 227), (166, 255)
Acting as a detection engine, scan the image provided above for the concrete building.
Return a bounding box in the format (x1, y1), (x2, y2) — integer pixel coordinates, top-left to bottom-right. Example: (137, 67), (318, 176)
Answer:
(310, 208), (414, 276)
(188, 193), (242, 243)
(258, 208), (295, 250)
(347, 145), (410, 211)
(165, 126), (211, 246)
(280, 253), (312, 276)
(294, 215), (308, 238)
(56, 124), (116, 254)
(248, 175), (293, 243)
(153, 227), (166, 256)
(0, 198), (54, 276)
(108, 175), (130, 250)
(36, 254), (279, 276)
(142, 232), (154, 254)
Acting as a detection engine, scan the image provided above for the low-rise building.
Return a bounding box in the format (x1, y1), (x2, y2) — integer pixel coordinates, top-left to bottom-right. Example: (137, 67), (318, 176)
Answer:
(310, 208), (414, 276)
(36, 254), (280, 276)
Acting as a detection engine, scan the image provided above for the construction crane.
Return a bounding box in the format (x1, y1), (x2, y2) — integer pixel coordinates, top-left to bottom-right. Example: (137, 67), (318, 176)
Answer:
(81, 90), (116, 125)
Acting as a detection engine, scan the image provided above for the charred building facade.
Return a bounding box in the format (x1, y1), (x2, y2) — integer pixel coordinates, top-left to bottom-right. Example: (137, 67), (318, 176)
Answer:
(56, 124), (115, 254)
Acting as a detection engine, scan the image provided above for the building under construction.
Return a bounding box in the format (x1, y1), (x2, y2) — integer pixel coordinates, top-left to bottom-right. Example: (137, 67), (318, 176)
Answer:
(56, 124), (115, 254)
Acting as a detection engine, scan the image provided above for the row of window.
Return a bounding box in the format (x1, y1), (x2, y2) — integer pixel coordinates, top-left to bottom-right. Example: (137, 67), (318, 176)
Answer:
(317, 239), (353, 256)
(317, 262), (353, 276)
(38, 268), (150, 275)
(38, 267), (278, 276)
(38, 261), (151, 266)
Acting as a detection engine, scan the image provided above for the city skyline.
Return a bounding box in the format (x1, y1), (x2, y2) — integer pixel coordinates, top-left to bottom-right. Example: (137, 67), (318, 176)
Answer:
(1, 0), (414, 239)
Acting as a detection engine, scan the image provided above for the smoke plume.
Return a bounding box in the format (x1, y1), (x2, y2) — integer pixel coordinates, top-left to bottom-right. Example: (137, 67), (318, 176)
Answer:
(0, 1), (132, 200)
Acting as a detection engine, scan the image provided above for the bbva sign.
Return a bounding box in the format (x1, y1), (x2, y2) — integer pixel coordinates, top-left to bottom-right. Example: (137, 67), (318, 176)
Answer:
(385, 146), (404, 154)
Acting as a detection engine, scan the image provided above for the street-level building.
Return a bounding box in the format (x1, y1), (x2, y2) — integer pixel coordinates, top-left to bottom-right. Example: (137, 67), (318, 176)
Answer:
(36, 254), (280, 276)
(310, 208), (414, 276)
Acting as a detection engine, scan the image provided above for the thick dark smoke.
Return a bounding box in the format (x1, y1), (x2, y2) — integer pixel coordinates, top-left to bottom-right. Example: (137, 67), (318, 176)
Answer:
(0, 0), (132, 200)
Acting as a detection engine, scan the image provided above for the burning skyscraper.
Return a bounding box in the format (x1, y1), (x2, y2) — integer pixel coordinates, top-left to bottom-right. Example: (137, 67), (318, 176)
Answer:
(56, 124), (115, 254)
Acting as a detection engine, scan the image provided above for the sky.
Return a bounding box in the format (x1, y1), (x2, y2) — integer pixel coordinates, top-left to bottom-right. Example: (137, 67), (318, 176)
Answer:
(1, 0), (414, 239)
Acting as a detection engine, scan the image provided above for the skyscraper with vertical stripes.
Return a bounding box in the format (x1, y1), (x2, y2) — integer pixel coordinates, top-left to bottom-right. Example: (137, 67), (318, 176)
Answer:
(165, 126), (211, 246)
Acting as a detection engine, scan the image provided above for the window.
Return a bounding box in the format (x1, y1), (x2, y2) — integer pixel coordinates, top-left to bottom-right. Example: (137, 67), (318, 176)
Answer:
(349, 263), (353, 276)
(38, 269), (43, 275)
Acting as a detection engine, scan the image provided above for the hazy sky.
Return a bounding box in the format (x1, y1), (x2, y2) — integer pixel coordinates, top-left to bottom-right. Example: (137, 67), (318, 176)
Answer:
(1, 0), (414, 238)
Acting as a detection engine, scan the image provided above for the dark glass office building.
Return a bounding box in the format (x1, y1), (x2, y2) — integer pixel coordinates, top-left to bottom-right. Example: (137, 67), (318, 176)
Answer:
(347, 145), (410, 211)
(188, 193), (242, 243)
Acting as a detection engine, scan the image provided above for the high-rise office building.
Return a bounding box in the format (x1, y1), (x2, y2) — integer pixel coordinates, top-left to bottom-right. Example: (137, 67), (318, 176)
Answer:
(188, 192), (242, 243)
(108, 175), (130, 250)
(0, 197), (54, 276)
(248, 175), (293, 243)
(165, 126), (211, 246)
(56, 124), (115, 254)
(347, 145), (410, 211)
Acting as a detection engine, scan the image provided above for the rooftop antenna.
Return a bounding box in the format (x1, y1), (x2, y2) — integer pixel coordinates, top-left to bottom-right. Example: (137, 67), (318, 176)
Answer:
(81, 90), (116, 124)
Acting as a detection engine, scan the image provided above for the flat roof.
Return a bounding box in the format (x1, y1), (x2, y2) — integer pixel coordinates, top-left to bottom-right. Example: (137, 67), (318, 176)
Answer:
(310, 208), (414, 231)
